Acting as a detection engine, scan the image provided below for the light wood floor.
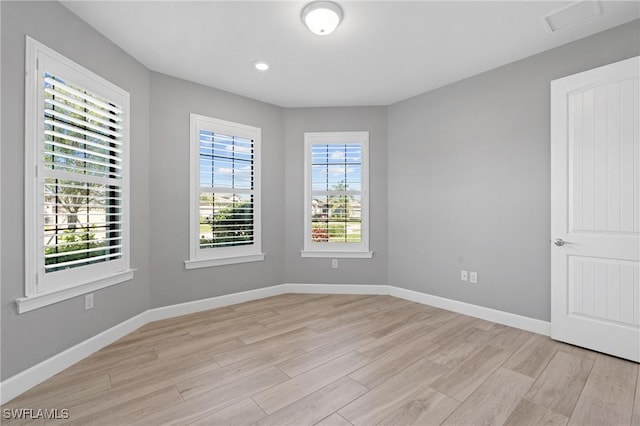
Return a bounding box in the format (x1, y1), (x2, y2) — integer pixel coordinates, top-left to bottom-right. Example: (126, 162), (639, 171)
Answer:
(3, 294), (639, 425)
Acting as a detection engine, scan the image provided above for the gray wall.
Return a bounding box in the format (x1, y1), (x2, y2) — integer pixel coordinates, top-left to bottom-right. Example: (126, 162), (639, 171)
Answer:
(387, 20), (640, 321)
(1, 0), (637, 385)
(1, 1), (151, 379)
(148, 73), (285, 308)
(284, 107), (388, 285)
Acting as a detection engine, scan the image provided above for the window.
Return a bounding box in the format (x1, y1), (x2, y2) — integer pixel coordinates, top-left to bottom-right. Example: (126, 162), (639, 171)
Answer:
(19, 37), (133, 313)
(185, 114), (263, 269)
(302, 132), (372, 258)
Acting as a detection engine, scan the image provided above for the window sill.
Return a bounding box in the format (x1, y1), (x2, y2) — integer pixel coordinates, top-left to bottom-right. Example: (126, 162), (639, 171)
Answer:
(184, 253), (265, 269)
(300, 250), (374, 259)
(16, 269), (136, 314)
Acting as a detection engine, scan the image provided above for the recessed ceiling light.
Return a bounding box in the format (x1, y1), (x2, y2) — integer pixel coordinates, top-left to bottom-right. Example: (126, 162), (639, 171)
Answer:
(254, 61), (270, 71)
(302, 1), (343, 36)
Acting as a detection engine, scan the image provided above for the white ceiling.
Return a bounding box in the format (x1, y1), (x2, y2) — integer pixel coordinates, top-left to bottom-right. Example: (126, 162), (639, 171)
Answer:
(61, 1), (639, 108)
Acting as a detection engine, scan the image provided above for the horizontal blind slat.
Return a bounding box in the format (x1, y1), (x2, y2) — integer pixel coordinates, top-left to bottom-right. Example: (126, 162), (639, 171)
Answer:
(44, 252), (122, 270)
(46, 236), (122, 247)
(45, 109), (122, 139)
(43, 173), (122, 188)
(44, 77), (123, 113)
(45, 87), (122, 122)
(43, 202), (122, 209)
(43, 184), (121, 195)
(45, 245), (123, 259)
(43, 149), (123, 173)
(45, 134), (122, 163)
(43, 186), (120, 194)
(45, 119), (122, 150)
(44, 98), (123, 130)
(44, 220), (123, 228)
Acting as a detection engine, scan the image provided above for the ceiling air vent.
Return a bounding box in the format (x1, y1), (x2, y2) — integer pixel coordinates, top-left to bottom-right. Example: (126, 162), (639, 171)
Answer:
(541, 1), (602, 33)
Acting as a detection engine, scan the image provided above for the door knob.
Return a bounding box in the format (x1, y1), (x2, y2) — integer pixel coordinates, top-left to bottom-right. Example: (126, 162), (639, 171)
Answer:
(553, 238), (566, 246)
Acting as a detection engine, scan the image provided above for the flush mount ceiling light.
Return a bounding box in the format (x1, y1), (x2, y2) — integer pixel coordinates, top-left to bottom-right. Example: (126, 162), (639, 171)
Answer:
(302, 1), (343, 36)
(254, 60), (270, 71)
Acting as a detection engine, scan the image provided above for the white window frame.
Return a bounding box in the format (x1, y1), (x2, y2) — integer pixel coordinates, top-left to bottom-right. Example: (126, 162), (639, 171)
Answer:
(185, 114), (264, 269)
(302, 131), (372, 258)
(19, 37), (134, 314)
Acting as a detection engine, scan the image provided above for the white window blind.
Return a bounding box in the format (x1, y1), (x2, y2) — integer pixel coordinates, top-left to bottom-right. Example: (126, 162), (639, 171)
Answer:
(198, 131), (255, 249)
(43, 74), (124, 272)
(20, 37), (132, 313)
(310, 143), (363, 243)
(302, 132), (372, 258)
(187, 114), (263, 268)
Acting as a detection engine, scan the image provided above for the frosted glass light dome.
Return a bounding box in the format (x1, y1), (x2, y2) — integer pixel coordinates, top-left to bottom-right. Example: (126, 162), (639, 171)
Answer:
(302, 1), (343, 36)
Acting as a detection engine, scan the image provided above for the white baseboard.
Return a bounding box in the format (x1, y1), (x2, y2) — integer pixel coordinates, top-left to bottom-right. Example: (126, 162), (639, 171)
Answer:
(0, 283), (550, 404)
(0, 311), (149, 405)
(0, 284), (286, 405)
(388, 287), (551, 336)
(283, 283), (389, 295)
(147, 284), (288, 322)
(283, 284), (549, 336)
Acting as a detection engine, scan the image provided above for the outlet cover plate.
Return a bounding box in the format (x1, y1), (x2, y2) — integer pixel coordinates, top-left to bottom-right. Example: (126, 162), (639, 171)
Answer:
(85, 293), (94, 310)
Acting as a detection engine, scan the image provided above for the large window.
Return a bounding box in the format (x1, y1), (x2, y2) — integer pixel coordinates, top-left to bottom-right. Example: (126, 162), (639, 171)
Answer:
(302, 132), (372, 258)
(20, 37), (133, 313)
(186, 114), (263, 268)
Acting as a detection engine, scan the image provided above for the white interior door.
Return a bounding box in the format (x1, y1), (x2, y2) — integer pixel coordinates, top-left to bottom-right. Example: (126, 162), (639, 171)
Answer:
(551, 56), (640, 362)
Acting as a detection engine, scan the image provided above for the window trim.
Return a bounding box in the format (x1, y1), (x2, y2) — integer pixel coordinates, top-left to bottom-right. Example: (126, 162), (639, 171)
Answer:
(301, 131), (372, 259)
(185, 114), (264, 269)
(20, 37), (134, 313)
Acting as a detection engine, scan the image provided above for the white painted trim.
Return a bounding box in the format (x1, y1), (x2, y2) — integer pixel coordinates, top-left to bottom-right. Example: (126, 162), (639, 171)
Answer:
(0, 284), (285, 405)
(0, 282), (549, 405)
(300, 250), (373, 259)
(303, 132), (370, 255)
(24, 36), (38, 300)
(0, 311), (148, 405)
(283, 284), (549, 335)
(284, 283), (389, 295)
(147, 284), (287, 322)
(23, 37), (132, 304)
(16, 269), (136, 313)
(188, 114), (262, 266)
(184, 253), (265, 269)
(388, 286), (551, 336)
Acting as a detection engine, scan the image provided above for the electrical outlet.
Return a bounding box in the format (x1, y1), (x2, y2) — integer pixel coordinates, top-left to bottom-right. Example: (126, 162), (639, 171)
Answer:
(85, 293), (94, 310)
(461, 270), (468, 281)
(470, 272), (478, 284)
(331, 259), (338, 268)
